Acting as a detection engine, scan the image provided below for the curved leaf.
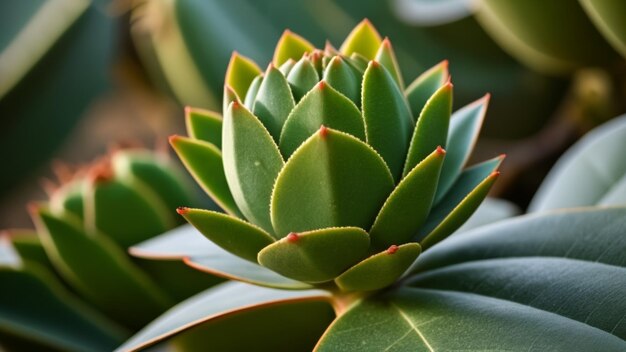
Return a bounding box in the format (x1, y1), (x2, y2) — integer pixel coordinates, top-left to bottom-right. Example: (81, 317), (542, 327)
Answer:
(374, 38), (404, 89)
(185, 107), (223, 147)
(273, 30), (315, 67)
(252, 65), (295, 140)
(286, 57), (318, 101)
(117, 282), (332, 352)
(170, 136), (241, 217)
(362, 61), (414, 180)
(339, 19), (382, 60)
(222, 102), (284, 233)
(279, 81), (365, 158)
(243, 74), (263, 110)
(370, 148), (445, 249)
(530, 114), (626, 212)
(225, 52), (261, 99)
(223, 84), (240, 118)
(404, 60), (449, 121)
(323, 56), (361, 105)
(178, 208), (274, 263)
(258, 227), (369, 283)
(335, 243), (421, 292)
(315, 287), (626, 351)
(271, 127), (394, 238)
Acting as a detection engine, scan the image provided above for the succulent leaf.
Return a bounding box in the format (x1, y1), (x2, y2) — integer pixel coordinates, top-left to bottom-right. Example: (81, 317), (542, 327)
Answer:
(222, 102), (285, 234)
(278, 58), (296, 76)
(405, 60), (449, 121)
(257, 227), (370, 283)
(252, 65), (296, 141)
(348, 52), (369, 72)
(177, 208), (275, 263)
(279, 82), (366, 158)
(285, 57), (319, 101)
(225, 52), (262, 100)
(362, 61), (414, 181)
(370, 148), (445, 249)
(334, 243), (421, 292)
(403, 82), (453, 176)
(374, 37), (404, 89)
(435, 94), (489, 202)
(222, 86), (240, 122)
(340, 19), (383, 60)
(169, 136), (241, 217)
(271, 127), (394, 238)
(185, 107), (223, 148)
(273, 30), (316, 67)
(323, 56), (361, 105)
(243, 75), (263, 110)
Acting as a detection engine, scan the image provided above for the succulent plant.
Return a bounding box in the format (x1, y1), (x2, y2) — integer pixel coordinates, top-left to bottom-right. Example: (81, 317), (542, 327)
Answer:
(0, 147), (220, 351)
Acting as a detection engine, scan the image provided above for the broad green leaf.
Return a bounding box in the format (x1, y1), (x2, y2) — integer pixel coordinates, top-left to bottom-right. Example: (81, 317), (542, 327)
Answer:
(278, 58), (296, 76)
(339, 19), (382, 60)
(82, 177), (172, 249)
(130, 224), (310, 290)
(335, 243), (421, 292)
(286, 57), (318, 101)
(370, 148), (445, 249)
(4, 231), (52, 271)
(408, 257), (626, 339)
(409, 207), (626, 275)
(316, 287), (626, 351)
(435, 95), (489, 203)
(32, 208), (171, 329)
(0, 263), (126, 352)
(418, 158), (501, 250)
(225, 52), (261, 99)
(243, 75), (263, 110)
(258, 227), (369, 283)
(323, 56), (360, 105)
(170, 136), (241, 217)
(178, 208), (275, 263)
(530, 113), (626, 212)
(252, 64), (295, 141)
(456, 197), (519, 233)
(222, 102), (284, 234)
(362, 61), (414, 180)
(271, 127), (394, 238)
(273, 30), (315, 67)
(185, 107), (222, 148)
(117, 282), (332, 352)
(403, 82), (452, 176)
(405, 60), (449, 121)
(374, 38), (404, 89)
(221, 86), (239, 125)
(580, 0), (626, 58)
(279, 82), (365, 158)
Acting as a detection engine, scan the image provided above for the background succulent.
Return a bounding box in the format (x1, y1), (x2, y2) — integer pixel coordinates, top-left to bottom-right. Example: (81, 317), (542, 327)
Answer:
(0, 147), (220, 351)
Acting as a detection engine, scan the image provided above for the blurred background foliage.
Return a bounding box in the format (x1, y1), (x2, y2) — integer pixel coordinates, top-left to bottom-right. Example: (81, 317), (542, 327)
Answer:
(1, 0), (625, 228)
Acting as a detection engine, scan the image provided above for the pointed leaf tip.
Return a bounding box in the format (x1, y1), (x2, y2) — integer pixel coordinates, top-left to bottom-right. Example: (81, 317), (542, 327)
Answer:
(319, 125), (329, 138)
(436, 146), (446, 155)
(176, 207), (188, 215)
(386, 245), (399, 254)
(286, 232), (300, 243)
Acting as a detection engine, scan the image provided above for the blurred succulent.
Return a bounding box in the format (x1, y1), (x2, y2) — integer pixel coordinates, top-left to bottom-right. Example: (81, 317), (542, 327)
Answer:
(0, 147), (220, 351)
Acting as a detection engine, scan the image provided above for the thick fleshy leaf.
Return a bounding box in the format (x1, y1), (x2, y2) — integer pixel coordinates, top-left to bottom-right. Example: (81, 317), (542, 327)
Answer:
(286, 57), (318, 101)
(278, 58), (296, 76)
(408, 257), (626, 339)
(252, 64), (295, 141)
(334, 243), (421, 292)
(580, 0), (626, 58)
(374, 38), (404, 89)
(348, 52), (369, 72)
(315, 287), (626, 351)
(243, 75), (263, 110)
(32, 208), (171, 329)
(279, 82), (365, 158)
(403, 82), (452, 176)
(222, 102), (284, 233)
(225, 52), (261, 99)
(322, 56), (361, 105)
(49, 181), (84, 219)
(4, 231), (51, 271)
(339, 19), (382, 60)
(410, 207), (626, 275)
(271, 127), (394, 238)
(222, 85), (240, 119)
(116, 282), (332, 352)
(130, 225), (310, 290)
(273, 30), (315, 66)
(530, 113), (626, 212)
(0, 263), (126, 352)
(185, 107), (223, 148)
(178, 208), (274, 263)
(170, 136), (241, 217)
(404, 60), (449, 121)
(418, 157), (502, 250)
(258, 227), (370, 283)
(370, 148), (445, 249)
(83, 177), (172, 249)
(435, 94), (489, 202)
(362, 61), (414, 180)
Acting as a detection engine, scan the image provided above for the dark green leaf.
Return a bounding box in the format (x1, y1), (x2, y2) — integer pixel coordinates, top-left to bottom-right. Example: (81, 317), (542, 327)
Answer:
(404, 60), (449, 121)
(374, 38), (404, 89)
(323, 56), (361, 105)
(252, 64), (295, 141)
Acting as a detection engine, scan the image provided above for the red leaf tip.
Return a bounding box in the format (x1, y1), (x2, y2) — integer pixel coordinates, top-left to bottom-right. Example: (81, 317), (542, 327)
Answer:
(370, 60), (380, 68)
(168, 135), (180, 145)
(490, 170), (501, 178)
(319, 125), (329, 138)
(184, 106), (192, 114)
(286, 232), (299, 243)
(499, 153), (507, 159)
(231, 101), (241, 110)
(387, 245), (399, 254)
(436, 146), (446, 155)
(318, 81), (327, 90)
(176, 207), (189, 215)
